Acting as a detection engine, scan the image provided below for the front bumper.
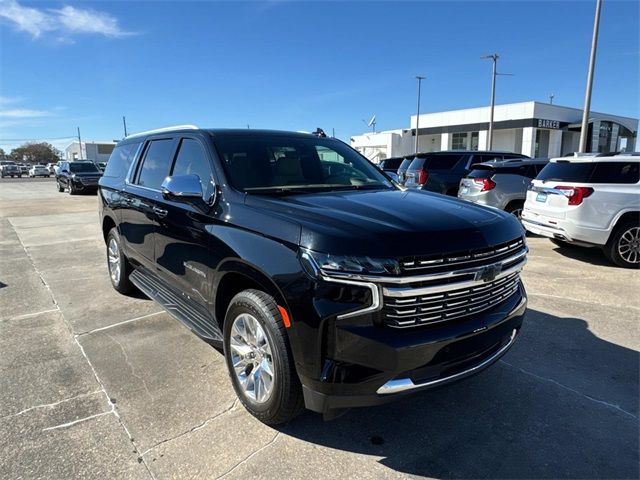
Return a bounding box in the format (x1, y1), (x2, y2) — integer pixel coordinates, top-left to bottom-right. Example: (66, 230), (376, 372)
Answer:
(300, 283), (527, 415)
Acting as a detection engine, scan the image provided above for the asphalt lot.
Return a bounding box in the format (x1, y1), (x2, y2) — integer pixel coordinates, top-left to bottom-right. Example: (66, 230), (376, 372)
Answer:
(1, 177), (638, 480)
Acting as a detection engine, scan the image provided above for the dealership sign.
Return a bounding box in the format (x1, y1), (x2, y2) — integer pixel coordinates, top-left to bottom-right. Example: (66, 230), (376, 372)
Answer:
(537, 119), (561, 129)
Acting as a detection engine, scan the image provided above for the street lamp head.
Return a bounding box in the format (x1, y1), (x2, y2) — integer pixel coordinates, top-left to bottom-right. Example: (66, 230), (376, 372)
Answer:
(480, 54), (499, 60)
(415, 75), (426, 81)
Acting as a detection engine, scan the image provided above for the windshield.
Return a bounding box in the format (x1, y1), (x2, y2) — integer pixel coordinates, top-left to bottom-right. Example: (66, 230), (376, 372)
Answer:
(214, 135), (394, 193)
(69, 162), (99, 173)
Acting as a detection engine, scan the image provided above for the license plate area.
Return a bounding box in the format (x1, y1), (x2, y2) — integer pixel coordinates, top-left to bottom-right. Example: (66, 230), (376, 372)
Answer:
(536, 192), (548, 203)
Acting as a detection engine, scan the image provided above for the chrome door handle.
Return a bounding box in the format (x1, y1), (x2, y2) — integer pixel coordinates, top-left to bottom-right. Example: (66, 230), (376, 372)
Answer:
(153, 207), (168, 218)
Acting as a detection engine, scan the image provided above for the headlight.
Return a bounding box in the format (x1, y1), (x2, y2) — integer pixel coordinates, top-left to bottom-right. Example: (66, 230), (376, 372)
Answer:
(304, 250), (400, 276)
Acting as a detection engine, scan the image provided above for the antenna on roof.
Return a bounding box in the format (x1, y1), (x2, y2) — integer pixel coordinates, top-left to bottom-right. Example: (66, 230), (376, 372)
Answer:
(367, 115), (377, 133)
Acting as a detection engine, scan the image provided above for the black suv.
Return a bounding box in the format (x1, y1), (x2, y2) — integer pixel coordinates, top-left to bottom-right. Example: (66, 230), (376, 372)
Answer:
(404, 151), (529, 196)
(99, 127), (528, 424)
(56, 160), (103, 194)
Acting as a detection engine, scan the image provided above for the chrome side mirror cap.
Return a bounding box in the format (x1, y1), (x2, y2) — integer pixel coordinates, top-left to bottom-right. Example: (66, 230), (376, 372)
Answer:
(161, 174), (204, 201)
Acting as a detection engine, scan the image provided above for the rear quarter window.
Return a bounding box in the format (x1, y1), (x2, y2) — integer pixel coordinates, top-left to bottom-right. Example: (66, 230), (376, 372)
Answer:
(429, 154), (465, 170)
(397, 159), (412, 171)
(103, 142), (142, 179)
(591, 162), (639, 184)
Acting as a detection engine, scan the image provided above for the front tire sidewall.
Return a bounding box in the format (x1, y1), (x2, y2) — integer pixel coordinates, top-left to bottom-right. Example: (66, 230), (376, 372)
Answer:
(106, 229), (134, 293)
(223, 291), (301, 424)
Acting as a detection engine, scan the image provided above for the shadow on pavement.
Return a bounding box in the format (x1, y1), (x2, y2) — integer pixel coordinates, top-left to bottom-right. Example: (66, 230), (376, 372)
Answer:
(550, 242), (612, 267)
(278, 309), (639, 479)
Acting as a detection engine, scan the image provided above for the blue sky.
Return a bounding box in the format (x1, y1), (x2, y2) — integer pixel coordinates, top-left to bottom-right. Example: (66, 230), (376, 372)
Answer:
(0, 0), (638, 153)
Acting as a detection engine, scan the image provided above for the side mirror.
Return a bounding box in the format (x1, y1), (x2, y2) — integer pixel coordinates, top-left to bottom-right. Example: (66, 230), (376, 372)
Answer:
(161, 174), (205, 202)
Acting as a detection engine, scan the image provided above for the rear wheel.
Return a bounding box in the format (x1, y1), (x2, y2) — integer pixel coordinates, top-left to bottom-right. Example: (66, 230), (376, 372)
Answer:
(223, 290), (303, 425)
(69, 182), (76, 195)
(57, 181), (64, 192)
(106, 228), (135, 294)
(506, 201), (524, 221)
(604, 222), (640, 269)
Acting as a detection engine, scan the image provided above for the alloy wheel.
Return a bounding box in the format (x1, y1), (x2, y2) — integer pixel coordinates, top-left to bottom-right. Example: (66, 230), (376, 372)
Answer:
(229, 313), (275, 404)
(107, 238), (121, 284)
(510, 208), (523, 221)
(618, 226), (640, 264)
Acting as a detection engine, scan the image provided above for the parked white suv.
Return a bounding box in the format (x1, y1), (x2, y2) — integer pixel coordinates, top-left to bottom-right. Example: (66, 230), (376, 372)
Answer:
(522, 155), (639, 268)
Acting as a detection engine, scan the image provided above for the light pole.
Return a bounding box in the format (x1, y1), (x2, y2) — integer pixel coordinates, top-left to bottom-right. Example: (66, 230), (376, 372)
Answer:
(549, 93), (555, 105)
(481, 54), (499, 150)
(122, 116), (128, 137)
(579, 0), (603, 153)
(76, 127), (83, 160)
(414, 75), (425, 154)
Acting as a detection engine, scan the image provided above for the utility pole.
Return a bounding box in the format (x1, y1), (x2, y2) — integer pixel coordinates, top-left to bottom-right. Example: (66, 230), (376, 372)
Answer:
(122, 116), (128, 137)
(77, 127), (83, 160)
(579, 0), (603, 153)
(549, 93), (555, 105)
(414, 75), (425, 154)
(481, 54), (499, 150)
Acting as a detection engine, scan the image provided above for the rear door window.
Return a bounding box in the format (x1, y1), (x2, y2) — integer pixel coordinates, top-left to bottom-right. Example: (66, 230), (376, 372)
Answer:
(136, 139), (176, 189)
(103, 142), (141, 179)
(591, 162), (639, 184)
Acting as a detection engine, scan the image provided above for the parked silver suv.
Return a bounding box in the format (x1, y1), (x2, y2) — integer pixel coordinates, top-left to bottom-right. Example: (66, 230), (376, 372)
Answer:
(458, 158), (549, 220)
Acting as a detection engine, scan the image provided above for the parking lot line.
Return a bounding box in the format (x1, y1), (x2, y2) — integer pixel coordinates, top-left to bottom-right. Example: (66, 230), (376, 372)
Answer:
(75, 311), (165, 337)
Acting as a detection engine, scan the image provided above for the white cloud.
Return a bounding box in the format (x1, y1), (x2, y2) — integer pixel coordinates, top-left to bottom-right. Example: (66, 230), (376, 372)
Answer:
(0, 108), (52, 118)
(0, 0), (135, 39)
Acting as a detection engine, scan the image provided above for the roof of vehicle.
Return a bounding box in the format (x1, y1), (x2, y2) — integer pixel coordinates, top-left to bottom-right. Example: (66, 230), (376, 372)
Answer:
(406, 150), (527, 159)
(121, 125), (325, 142)
(473, 158), (550, 168)
(550, 155), (640, 163)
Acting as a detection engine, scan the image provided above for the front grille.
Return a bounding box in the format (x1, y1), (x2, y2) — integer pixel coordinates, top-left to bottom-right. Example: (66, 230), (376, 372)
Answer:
(399, 237), (525, 275)
(382, 271), (521, 328)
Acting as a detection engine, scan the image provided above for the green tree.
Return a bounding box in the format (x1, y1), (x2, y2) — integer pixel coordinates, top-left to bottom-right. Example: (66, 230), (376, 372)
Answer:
(10, 142), (62, 164)
(0, 148), (6, 160)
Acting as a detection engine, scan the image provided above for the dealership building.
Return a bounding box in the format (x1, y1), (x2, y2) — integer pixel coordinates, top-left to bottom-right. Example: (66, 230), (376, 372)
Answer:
(65, 141), (116, 163)
(351, 101), (638, 162)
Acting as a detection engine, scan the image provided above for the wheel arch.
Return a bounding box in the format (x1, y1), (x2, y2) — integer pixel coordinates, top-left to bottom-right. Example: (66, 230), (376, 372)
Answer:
(213, 260), (291, 333)
(607, 210), (640, 244)
(102, 215), (117, 243)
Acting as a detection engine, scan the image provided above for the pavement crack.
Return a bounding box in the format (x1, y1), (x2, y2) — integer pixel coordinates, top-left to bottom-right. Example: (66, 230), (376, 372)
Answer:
(75, 311), (164, 337)
(500, 360), (639, 421)
(140, 398), (239, 457)
(103, 332), (155, 403)
(216, 430), (281, 479)
(1, 390), (103, 420)
(42, 411), (113, 432)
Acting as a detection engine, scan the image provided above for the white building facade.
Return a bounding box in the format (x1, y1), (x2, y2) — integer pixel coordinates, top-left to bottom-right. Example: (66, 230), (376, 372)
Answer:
(351, 101), (638, 161)
(65, 141), (116, 162)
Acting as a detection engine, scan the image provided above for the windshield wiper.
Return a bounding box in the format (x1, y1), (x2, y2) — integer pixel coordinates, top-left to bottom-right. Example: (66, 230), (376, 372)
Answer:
(245, 187), (317, 195)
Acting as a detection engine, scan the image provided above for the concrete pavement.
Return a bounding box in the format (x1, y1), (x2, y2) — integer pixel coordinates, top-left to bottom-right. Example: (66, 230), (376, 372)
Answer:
(1, 178), (638, 479)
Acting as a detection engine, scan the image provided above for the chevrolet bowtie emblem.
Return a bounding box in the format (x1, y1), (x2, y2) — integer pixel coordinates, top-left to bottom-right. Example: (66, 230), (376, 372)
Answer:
(476, 263), (502, 282)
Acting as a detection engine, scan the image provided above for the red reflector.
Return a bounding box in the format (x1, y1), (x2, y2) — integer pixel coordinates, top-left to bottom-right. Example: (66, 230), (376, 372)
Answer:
(556, 186), (594, 205)
(277, 306), (291, 328)
(418, 169), (428, 185)
(473, 178), (496, 191)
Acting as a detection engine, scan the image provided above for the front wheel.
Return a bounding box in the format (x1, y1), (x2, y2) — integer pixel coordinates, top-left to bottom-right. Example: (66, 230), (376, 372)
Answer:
(106, 228), (135, 293)
(506, 201), (524, 221)
(69, 182), (76, 195)
(605, 222), (640, 268)
(223, 290), (304, 425)
(57, 181), (64, 192)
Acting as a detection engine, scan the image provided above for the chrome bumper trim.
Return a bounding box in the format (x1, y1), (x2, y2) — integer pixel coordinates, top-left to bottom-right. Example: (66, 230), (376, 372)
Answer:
(376, 326), (520, 395)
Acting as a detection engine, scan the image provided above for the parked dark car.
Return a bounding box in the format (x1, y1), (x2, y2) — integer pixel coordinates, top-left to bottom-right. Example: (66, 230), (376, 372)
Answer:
(378, 157), (404, 174)
(0, 160), (21, 178)
(56, 160), (103, 194)
(396, 157), (413, 185)
(99, 127), (528, 425)
(458, 158), (550, 220)
(404, 151), (529, 196)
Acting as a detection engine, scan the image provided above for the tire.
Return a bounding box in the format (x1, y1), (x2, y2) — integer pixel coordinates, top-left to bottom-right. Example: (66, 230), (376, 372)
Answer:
(604, 221), (640, 269)
(57, 181), (64, 192)
(223, 289), (304, 425)
(106, 228), (135, 294)
(506, 201), (524, 222)
(69, 182), (76, 195)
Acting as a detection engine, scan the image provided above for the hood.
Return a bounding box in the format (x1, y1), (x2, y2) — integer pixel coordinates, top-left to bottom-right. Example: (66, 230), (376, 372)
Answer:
(245, 189), (524, 257)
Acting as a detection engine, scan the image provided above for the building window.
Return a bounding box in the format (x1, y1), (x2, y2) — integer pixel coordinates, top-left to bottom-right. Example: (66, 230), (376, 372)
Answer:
(470, 132), (479, 150)
(97, 144), (115, 155)
(534, 129), (541, 157)
(452, 132), (468, 150)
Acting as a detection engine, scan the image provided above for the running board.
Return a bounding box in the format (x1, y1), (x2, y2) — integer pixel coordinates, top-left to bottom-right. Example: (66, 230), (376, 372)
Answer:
(130, 267), (223, 343)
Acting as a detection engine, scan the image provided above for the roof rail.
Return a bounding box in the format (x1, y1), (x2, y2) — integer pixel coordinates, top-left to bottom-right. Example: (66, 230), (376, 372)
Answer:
(125, 125), (199, 139)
